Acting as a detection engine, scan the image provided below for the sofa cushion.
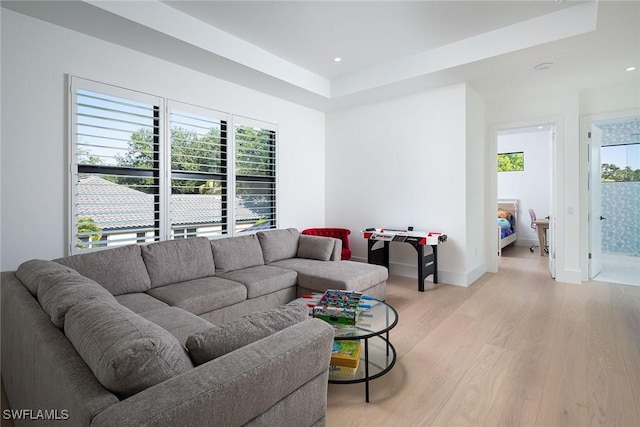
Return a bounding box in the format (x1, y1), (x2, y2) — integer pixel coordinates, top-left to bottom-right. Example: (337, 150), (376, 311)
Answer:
(139, 307), (214, 346)
(296, 234), (334, 261)
(146, 276), (247, 315)
(210, 234), (264, 274)
(257, 228), (299, 264)
(141, 237), (215, 288)
(38, 276), (117, 329)
(185, 302), (309, 365)
(115, 293), (169, 314)
(33, 264), (117, 328)
(16, 259), (82, 296)
(54, 245), (151, 295)
(270, 259), (388, 293)
(220, 265), (298, 299)
(64, 298), (193, 398)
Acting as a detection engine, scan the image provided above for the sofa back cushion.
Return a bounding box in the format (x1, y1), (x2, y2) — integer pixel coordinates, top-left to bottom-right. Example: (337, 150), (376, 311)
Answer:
(210, 234), (264, 274)
(54, 245), (151, 295)
(141, 237), (215, 288)
(16, 259), (82, 296)
(185, 302), (309, 365)
(37, 269), (117, 329)
(256, 228), (299, 264)
(16, 259), (117, 328)
(64, 298), (193, 398)
(296, 234), (335, 261)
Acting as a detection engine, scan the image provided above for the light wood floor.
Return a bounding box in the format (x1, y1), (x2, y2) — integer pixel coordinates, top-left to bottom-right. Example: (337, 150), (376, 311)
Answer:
(327, 246), (640, 427)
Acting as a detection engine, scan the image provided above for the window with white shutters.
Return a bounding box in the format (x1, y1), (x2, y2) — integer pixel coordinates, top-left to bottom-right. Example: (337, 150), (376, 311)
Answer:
(234, 118), (277, 233)
(71, 78), (162, 252)
(169, 102), (229, 239)
(69, 77), (277, 254)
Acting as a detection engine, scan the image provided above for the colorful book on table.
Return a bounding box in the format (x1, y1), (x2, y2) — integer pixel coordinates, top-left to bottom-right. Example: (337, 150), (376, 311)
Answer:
(331, 340), (361, 368)
(329, 362), (359, 375)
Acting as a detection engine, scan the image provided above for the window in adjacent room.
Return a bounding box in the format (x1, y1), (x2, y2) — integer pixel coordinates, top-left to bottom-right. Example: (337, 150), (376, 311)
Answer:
(497, 152), (524, 172)
(601, 143), (640, 182)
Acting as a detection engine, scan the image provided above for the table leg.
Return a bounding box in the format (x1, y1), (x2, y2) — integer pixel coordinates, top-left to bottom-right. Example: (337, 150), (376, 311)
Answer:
(364, 338), (370, 403)
(411, 243), (437, 291)
(367, 240), (389, 267)
(432, 245), (438, 283)
(537, 227), (545, 256)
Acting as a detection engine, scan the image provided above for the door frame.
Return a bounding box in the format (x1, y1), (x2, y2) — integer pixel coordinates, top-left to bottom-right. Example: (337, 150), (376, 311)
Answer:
(579, 109), (640, 281)
(488, 116), (561, 276)
(588, 125), (603, 279)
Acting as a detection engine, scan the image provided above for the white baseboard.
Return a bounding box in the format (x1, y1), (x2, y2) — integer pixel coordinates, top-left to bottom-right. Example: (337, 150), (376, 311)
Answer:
(353, 258), (480, 288)
(555, 268), (582, 284)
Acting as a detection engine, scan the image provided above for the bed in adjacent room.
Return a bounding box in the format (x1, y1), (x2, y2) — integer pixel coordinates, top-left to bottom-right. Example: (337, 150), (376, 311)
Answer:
(498, 199), (518, 256)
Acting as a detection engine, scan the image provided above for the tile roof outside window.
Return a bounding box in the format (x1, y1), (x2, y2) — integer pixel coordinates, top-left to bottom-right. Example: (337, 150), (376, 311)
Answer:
(77, 176), (261, 231)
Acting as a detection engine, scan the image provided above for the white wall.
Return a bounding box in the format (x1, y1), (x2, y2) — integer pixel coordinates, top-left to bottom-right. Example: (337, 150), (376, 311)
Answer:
(580, 80), (640, 116)
(326, 83), (480, 286)
(465, 86), (487, 283)
(497, 129), (551, 247)
(0, 10), (326, 270)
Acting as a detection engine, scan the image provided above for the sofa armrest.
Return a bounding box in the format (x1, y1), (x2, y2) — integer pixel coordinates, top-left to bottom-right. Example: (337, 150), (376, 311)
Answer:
(91, 319), (334, 427)
(1, 272), (120, 425)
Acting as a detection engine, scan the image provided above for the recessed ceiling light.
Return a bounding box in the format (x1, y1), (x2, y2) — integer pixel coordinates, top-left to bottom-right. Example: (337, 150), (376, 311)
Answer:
(626, 66), (636, 71)
(534, 62), (554, 71)
(334, 57), (342, 63)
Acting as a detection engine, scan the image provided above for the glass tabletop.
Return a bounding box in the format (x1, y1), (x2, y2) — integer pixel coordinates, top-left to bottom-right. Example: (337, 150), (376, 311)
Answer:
(331, 298), (398, 339)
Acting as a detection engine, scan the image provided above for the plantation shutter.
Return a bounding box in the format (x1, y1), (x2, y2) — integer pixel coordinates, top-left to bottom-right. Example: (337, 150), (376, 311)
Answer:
(233, 117), (277, 233)
(70, 77), (163, 253)
(168, 102), (229, 239)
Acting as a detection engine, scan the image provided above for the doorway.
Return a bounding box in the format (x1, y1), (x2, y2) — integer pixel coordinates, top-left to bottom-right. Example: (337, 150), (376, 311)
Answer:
(588, 115), (640, 286)
(494, 123), (556, 278)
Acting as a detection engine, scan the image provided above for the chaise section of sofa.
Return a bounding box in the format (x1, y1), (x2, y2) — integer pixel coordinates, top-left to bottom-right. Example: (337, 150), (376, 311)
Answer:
(256, 228), (388, 301)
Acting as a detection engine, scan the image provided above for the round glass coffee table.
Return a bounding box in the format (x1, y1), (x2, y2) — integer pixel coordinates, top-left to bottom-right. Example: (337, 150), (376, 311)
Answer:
(328, 298), (398, 402)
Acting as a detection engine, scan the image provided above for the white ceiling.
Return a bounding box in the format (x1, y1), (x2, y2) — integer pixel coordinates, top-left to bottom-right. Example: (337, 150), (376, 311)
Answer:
(164, 1), (579, 79)
(3, 0), (639, 111)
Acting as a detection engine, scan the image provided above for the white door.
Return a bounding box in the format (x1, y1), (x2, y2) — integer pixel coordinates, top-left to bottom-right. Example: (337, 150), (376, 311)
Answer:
(548, 126), (556, 278)
(589, 125), (603, 278)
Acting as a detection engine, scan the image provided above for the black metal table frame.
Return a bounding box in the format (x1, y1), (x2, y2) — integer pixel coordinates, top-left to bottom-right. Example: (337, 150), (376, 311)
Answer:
(367, 238), (439, 292)
(328, 300), (398, 402)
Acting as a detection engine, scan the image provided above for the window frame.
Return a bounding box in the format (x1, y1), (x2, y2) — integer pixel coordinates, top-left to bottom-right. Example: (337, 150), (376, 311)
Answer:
(69, 77), (166, 253)
(168, 101), (231, 239)
(232, 115), (278, 234)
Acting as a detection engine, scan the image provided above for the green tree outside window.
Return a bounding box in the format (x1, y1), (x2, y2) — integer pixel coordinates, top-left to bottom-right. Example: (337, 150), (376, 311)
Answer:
(498, 152), (524, 172)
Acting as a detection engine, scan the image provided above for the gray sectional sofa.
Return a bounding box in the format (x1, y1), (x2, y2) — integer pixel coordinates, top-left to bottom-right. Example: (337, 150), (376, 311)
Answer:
(1, 228), (388, 426)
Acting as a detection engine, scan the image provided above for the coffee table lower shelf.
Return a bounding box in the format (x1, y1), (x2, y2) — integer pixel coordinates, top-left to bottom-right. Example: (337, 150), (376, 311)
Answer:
(328, 334), (396, 402)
